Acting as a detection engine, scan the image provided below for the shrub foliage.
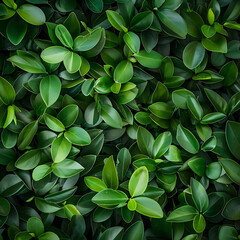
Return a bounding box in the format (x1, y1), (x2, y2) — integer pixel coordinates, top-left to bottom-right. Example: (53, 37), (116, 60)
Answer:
(0, 0), (240, 239)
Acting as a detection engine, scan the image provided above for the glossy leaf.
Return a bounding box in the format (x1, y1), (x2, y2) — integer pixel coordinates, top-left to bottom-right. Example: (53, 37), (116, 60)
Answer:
(129, 166), (148, 197)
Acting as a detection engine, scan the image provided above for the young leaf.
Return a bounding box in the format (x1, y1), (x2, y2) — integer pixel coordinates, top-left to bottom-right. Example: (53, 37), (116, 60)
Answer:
(129, 166), (148, 197)
(134, 197), (163, 218)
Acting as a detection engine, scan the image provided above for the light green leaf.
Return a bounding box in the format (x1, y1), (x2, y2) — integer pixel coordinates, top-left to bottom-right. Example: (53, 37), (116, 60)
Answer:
(0, 77), (15, 105)
(55, 24), (73, 48)
(41, 46), (69, 64)
(134, 197), (163, 218)
(114, 60), (133, 83)
(40, 75), (61, 107)
(63, 52), (82, 74)
(52, 159), (84, 178)
(129, 166), (148, 197)
(64, 127), (91, 146)
(17, 4), (46, 25)
(134, 50), (163, 68)
(51, 134), (72, 163)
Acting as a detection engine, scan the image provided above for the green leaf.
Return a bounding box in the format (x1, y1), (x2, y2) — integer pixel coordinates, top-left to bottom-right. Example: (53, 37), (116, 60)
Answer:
(166, 205), (198, 222)
(200, 112), (226, 124)
(205, 162), (221, 180)
(44, 114), (65, 132)
(27, 217), (44, 237)
(63, 12), (80, 38)
(193, 214), (206, 233)
(45, 187), (77, 203)
(219, 158), (240, 185)
(106, 10), (126, 31)
(114, 60), (133, 83)
(153, 131), (172, 159)
(35, 198), (61, 213)
(85, 176), (108, 192)
(164, 145), (182, 162)
(57, 104), (79, 128)
(100, 226), (123, 240)
(92, 189), (128, 205)
(102, 156), (119, 190)
(117, 148), (131, 182)
(32, 164), (52, 181)
(17, 4), (46, 25)
(219, 226), (238, 240)
(201, 25), (216, 38)
(51, 134), (72, 163)
(222, 197), (240, 220)
(0, 174), (24, 197)
(201, 34), (227, 53)
(228, 92), (240, 115)
(129, 166), (148, 197)
(133, 158), (156, 172)
(38, 232), (59, 240)
(134, 197), (163, 218)
(6, 16), (27, 45)
(172, 89), (195, 109)
(123, 32), (140, 53)
(220, 61), (238, 87)
(0, 77), (15, 105)
(191, 178), (209, 212)
(225, 121), (240, 161)
(17, 120), (38, 150)
(187, 96), (203, 120)
(182, 10), (204, 38)
(188, 157), (205, 176)
(130, 11), (153, 31)
(176, 125), (199, 154)
(8, 54), (46, 74)
(52, 159), (84, 178)
(183, 41), (205, 69)
(15, 149), (40, 170)
(55, 24), (73, 48)
(123, 221), (144, 240)
(0, 198), (10, 216)
(101, 104), (123, 129)
(148, 102), (174, 119)
(63, 52), (82, 74)
(157, 9), (187, 39)
(41, 46), (69, 64)
(64, 126), (91, 146)
(204, 88), (227, 113)
(137, 126), (154, 156)
(40, 75), (61, 107)
(73, 28), (102, 51)
(208, 8), (215, 25)
(134, 50), (163, 68)
(85, 0), (103, 13)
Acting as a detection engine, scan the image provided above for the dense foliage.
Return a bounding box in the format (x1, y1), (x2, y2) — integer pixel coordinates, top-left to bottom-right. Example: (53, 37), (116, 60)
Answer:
(0, 0), (240, 239)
